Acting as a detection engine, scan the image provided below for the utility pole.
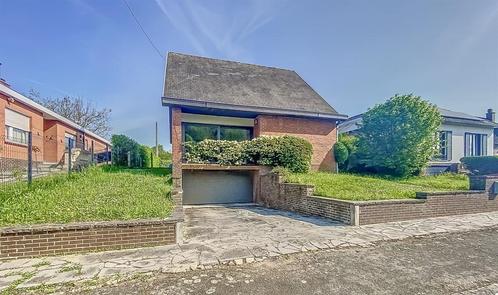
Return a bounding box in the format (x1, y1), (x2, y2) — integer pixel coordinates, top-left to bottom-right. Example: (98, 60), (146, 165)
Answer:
(155, 121), (159, 157)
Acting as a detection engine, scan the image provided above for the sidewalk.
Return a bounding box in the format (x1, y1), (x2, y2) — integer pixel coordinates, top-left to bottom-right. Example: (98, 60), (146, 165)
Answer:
(1, 208), (498, 292)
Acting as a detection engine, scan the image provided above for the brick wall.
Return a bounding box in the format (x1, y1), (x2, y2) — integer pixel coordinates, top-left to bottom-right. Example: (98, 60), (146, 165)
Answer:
(1, 93), (45, 161)
(357, 191), (498, 225)
(259, 173), (498, 226)
(0, 219), (178, 260)
(258, 173), (353, 224)
(171, 107), (182, 189)
(254, 115), (337, 171)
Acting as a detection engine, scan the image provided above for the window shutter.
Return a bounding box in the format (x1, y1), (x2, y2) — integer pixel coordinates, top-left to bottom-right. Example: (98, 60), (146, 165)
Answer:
(5, 109), (30, 131)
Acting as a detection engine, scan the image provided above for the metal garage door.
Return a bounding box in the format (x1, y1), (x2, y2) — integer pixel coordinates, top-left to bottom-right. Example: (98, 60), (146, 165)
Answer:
(182, 171), (253, 205)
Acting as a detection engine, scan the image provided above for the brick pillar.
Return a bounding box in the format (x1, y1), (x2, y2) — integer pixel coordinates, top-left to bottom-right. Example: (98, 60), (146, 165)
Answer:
(171, 107), (182, 190)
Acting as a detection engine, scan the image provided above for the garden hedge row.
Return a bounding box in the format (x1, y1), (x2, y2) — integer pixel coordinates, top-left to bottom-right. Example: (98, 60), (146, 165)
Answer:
(461, 156), (498, 175)
(184, 136), (313, 173)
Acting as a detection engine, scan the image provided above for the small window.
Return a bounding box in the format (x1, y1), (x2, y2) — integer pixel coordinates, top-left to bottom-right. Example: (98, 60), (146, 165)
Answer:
(433, 131), (452, 161)
(5, 125), (29, 145)
(465, 133), (487, 157)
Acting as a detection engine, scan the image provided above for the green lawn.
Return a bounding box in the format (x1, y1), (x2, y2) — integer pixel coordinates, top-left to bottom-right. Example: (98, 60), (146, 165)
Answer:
(285, 172), (469, 201)
(0, 166), (173, 226)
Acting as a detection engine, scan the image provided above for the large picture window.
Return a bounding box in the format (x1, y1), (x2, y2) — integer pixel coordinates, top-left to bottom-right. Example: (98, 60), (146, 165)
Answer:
(433, 131), (452, 161)
(465, 133), (487, 157)
(183, 123), (252, 142)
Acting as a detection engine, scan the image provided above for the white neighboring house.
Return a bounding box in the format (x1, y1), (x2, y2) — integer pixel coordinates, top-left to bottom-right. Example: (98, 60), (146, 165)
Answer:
(338, 108), (497, 174)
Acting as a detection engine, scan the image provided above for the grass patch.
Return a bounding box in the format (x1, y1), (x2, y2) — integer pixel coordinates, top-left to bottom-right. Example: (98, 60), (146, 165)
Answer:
(285, 172), (469, 201)
(0, 166), (173, 226)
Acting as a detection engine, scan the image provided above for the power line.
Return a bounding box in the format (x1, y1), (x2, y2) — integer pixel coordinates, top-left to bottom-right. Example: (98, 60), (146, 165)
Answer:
(122, 0), (163, 59)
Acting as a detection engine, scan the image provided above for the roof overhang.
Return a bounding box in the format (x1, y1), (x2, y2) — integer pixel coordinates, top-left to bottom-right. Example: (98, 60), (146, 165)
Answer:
(443, 117), (498, 128)
(0, 84), (111, 145)
(162, 96), (348, 122)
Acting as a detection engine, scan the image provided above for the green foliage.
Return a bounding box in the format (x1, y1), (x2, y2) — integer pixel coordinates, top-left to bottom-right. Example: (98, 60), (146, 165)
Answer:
(184, 135), (313, 173)
(357, 94), (442, 177)
(286, 172), (468, 201)
(184, 139), (249, 166)
(337, 133), (359, 171)
(139, 145), (161, 168)
(152, 145), (172, 166)
(333, 142), (349, 165)
(461, 156), (498, 175)
(111, 134), (142, 167)
(0, 166), (173, 226)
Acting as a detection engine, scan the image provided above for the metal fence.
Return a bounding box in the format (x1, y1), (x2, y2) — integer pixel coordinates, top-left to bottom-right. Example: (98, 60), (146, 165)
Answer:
(0, 132), (110, 187)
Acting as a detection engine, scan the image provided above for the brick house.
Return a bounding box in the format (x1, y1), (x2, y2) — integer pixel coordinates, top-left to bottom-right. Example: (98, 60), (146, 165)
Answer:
(0, 79), (111, 170)
(162, 52), (347, 205)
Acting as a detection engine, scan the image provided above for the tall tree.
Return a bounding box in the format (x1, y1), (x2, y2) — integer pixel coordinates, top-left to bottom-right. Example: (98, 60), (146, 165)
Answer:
(29, 89), (111, 137)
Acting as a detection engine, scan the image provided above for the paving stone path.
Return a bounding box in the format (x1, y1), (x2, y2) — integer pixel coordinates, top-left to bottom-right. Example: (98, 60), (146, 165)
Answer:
(1, 206), (498, 291)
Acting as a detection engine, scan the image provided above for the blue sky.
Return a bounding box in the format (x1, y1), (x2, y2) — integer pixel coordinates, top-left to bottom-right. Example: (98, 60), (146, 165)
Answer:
(1, 0), (497, 149)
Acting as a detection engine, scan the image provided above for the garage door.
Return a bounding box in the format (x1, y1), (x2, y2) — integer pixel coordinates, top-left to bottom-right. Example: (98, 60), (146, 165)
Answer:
(182, 171), (253, 205)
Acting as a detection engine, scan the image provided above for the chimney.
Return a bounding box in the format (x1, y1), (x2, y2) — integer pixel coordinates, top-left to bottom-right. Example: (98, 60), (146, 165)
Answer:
(486, 108), (496, 123)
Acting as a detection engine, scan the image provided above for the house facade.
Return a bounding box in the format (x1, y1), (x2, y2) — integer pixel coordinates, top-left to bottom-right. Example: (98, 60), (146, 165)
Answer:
(338, 107), (497, 173)
(163, 52), (347, 205)
(0, 79), (110, 169)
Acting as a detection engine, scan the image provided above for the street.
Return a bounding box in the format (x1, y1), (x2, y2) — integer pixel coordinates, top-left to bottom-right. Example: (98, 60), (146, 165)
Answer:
(45, 227), (498, 295)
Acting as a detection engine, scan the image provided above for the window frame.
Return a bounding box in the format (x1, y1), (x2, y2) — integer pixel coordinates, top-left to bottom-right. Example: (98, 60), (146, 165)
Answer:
(5, 125), (29, 146)
(433, 130), (452, 161)
(464, 132), (488, 157)
(182, 122), (253, 143)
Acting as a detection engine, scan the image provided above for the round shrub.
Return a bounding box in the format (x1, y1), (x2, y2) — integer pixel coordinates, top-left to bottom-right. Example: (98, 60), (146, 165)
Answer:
(333, 142), (349, 165)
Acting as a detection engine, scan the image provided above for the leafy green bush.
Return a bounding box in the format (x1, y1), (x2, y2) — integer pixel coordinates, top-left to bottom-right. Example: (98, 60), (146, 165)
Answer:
(461, 156), (498, 175)
(184, 140), (249, 166)
(333, 142), (349, 165)
(357, 94), (442, 177)
(139, 145), (161, 168)
(184, 135), (313, 173)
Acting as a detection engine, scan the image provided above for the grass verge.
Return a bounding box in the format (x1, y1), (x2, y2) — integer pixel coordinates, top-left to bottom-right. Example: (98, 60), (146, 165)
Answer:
(285, 172), (469, 201)
(0, 166), (173, 226)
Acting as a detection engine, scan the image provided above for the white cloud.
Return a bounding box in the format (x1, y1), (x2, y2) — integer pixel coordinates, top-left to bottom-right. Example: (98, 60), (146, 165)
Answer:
(154, 0), (287, 59)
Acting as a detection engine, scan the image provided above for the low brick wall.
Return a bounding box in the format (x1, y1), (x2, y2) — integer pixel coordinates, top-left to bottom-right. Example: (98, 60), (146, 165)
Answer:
(356, 191), (498, 225)
(259, 172), (498, 226)
(258, 173), (353, 224)
(0, 218), (179, 260)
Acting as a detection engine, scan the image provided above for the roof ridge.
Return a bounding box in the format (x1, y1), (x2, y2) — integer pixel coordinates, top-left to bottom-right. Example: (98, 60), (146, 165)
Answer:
(168, 52), (296, 73)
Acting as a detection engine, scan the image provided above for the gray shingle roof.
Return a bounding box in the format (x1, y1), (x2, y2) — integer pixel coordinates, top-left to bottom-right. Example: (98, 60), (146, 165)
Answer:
(163, 52), (346, 119)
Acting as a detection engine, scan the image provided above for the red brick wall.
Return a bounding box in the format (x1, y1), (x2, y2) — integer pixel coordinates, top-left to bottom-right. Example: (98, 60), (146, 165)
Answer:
(254, 115), (337, 171)
(171, 107), (182, 188)
(260, 172), (498, 226)
(358, 192), (498, 225)
(0, 219), (177, 260)
(0, 93), (45, 161)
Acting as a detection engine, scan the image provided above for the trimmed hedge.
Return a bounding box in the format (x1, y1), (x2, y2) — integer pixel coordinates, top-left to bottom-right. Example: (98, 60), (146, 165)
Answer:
(184, 136), (313, 173)
(461, 156), (498, 175)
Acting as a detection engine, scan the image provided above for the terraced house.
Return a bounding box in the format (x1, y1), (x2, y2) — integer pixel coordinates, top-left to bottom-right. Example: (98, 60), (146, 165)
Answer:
(0, 78), (111, 175)
(162, 52), (347, 205)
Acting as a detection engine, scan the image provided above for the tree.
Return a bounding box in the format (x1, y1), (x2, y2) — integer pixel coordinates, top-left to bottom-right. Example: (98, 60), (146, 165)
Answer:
(111, 134), (141, 167)
(29, 89), (111, 137)
(357, 94), (442, 177)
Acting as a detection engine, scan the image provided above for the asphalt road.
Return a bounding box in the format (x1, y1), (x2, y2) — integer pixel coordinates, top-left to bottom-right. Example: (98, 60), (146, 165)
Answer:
(41, 227), (498, 295)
